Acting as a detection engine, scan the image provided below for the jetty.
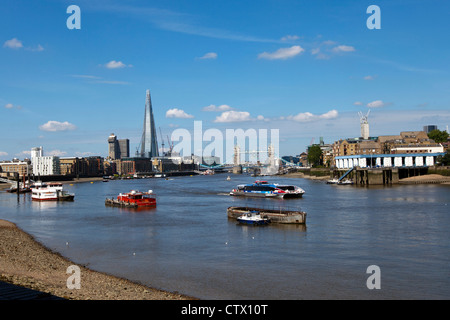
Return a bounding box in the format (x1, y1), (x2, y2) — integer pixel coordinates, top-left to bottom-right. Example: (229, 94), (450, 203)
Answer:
(227, 206), (306, 224)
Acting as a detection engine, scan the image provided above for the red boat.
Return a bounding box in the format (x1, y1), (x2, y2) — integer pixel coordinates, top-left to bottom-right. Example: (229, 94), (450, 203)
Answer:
(115, 190), (156, 207)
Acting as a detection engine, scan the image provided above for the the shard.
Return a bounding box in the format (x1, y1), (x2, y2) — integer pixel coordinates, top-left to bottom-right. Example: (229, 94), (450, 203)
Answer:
(140, 89), (159, 158)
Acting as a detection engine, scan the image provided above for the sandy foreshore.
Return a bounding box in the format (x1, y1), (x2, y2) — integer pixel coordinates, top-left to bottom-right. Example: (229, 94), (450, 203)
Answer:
(282, 172), (450, 184)
(0, 219), (195, 300)
(279, 172), (330, 180)
(398, 174), (450, 184)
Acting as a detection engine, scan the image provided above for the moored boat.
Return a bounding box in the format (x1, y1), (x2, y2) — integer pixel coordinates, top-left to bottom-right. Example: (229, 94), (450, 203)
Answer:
(105, 190), (156, 208)
(237, 211), (271, 226)
(326, 178), (339, 184)
(6, 186), (31, 193)
(228, 206), (306, 224)
(31, 181), (75, 201)
(230, 180), (305, 198)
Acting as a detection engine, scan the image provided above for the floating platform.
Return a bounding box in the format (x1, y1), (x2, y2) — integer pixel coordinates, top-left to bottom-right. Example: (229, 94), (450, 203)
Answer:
(227, 206), (306, 224)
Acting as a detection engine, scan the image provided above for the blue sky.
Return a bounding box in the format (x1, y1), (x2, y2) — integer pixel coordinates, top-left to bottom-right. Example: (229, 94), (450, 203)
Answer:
(1, 0), (449, 161)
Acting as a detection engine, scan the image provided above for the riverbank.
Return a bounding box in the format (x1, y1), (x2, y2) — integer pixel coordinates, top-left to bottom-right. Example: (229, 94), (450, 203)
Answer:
(282, 171), (450, 184)
(0, 219), (195, 300)
(398, 174), (450, 185)
(280, 172), (330, 180)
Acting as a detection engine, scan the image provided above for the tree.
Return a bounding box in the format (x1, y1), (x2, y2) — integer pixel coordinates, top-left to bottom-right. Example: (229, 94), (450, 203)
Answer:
(437, 152), (450, 166)
(428, 129), (449, 143)
(307, 145), (323, 167)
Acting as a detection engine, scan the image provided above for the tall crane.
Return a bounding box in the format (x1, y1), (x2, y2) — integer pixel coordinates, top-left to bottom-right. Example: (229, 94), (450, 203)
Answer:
(159, 127), (165, 156)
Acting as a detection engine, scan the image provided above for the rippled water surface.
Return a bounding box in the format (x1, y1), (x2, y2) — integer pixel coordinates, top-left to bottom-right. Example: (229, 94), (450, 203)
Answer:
(1, 174), (449, 299)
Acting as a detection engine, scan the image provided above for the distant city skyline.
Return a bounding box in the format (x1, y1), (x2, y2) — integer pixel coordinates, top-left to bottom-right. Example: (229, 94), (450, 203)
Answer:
(1, 0), (450, 160)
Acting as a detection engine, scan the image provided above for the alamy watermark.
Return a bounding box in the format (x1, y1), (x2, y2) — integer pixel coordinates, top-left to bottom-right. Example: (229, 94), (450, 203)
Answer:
(169, 121), (280, 171)
(366, 265), (381, 290)
(66, 265), (81, 289)
(66, 5), (81, 30)
(66, 4), (381, 31)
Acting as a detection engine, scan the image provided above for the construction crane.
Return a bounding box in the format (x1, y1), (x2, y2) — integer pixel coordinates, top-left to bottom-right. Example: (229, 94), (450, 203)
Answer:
(159, 127), (165, 155)
(167, 135), (173, 154)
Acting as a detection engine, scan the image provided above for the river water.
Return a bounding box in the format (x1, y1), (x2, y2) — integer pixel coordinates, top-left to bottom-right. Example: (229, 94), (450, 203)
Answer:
(0, 174), (449, 299)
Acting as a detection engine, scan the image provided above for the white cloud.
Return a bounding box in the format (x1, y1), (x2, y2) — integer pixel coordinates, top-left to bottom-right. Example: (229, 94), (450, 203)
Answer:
(281, 35), (300, 41)
(4, 103), (22, 110)
(367, 100), (387, 108)
(311, 47), (329, 60)
(363, 75), (375, 80)
(166, 108), (194, 119)
(258, 45), (304, 60)
(70, 74), (102, 79)
(332, 45), (355, 53)
(311, 48), (320, 55)
(0, 151), (8, 157)
(202, 104), (232, 112)
(256, 115), (269, 121)
(319, 109), (339, 119)
(16, 150), (31, 157)
(104, 60), (132, 69)
(287, 109), (338, 122)
(95, 80), (130, 85)
(39, 121), (77, 132)
(322, 40), (337, 46)
(3, 38), (23, 49)
(28, 44), (44, 52)
(47, 150), (67, 157)
(353, 101), (364, 106)
(214, 111), (251, 123)
(197, 52), (217, 60)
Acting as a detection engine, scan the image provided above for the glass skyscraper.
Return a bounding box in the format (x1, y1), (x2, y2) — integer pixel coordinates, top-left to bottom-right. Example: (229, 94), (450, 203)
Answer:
(140, 90), (159, 158)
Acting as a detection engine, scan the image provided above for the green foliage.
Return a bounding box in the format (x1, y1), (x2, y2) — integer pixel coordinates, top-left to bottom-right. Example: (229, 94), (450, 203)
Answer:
(307, 145), (323, 167)
(428, 129), (449, 143)
(437, 152), (450, 166)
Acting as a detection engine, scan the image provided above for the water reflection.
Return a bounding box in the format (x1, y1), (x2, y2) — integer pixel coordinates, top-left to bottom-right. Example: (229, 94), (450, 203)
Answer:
(0, 175), (449, 299)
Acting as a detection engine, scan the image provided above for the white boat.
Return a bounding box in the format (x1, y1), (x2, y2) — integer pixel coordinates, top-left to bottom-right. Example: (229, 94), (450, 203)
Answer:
(338, 179), (354, 185)
(230, 180), (305, 198)
(237, 211), (271, 225)
(326, 178), (339, 184)
(31, 181), (74, 201)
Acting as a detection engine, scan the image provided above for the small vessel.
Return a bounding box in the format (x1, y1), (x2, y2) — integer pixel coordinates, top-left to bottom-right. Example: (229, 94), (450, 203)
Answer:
(338, 179), (354, 185)
(105, 190), (156, 208)
(237, 211), (271, 226)
(6, 186), (31, 193)
(230, 180), (305, 198)
(228, 206), (307, 224)
(31, 182), (74, 201)
(326, 178), (339, 184)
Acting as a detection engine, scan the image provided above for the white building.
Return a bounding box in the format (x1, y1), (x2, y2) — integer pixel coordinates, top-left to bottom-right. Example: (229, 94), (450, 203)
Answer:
(31, 146), (43, 159)
(335, 152), (445, 169)
(31, 147), (60, 176)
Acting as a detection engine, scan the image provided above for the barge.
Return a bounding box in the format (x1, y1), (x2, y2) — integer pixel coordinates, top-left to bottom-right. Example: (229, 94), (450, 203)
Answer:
(227, 206), (306, 224)
(105, 190), (156, 209)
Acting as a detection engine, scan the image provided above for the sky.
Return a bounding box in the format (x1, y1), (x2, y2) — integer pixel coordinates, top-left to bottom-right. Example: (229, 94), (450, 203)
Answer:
(1, 0), (450, 162)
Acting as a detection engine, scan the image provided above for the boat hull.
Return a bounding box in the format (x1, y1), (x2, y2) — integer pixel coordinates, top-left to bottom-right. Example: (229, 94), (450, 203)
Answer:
(229, 191), (303, 198)
(105, 198), (156, 208)
(228, 206), (306, 224)
(237, 218), (270, 226)
(31, 197), (58, 201)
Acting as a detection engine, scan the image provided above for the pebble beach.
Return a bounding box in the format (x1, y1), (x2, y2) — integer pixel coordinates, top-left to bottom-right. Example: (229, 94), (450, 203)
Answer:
(0, 219), (194, 300)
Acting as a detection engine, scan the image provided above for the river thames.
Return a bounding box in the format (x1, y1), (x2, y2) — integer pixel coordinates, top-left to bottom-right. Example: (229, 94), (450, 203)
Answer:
(1, 174), (449, 299)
